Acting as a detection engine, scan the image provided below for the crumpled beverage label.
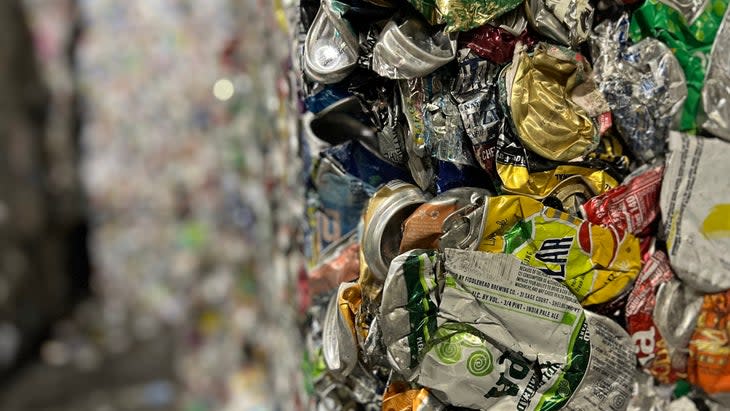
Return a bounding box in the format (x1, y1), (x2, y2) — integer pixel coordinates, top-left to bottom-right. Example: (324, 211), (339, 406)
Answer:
(477, 195), (641, 305)
(380, 249), (634, 410)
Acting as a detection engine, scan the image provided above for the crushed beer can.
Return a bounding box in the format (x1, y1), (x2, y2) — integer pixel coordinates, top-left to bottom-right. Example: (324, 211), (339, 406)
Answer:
(581, 165), (664, 238)
(323, 282), (361, 376)
(380, 249), (635, 410)
(689, 289), (730, 395)
(399, 78), (436, 191)
(661, 131), (730, 292)
(381, 382), (445, 411)
(308, 231), (360, 298)
(503, 43), (610, 162)
(304, 0), (361, 83)
(361, 180), (430, 281)
(372, 17), (457, 79)
(524, 0), (594, 47)
(452, 49), (503, 181)
(310, 155), (376, 262)
(701, 8), (730, 141)
(653, 279), (704, 374)
(458, 23), (537, 64)
(626, 251), (691, 383)
(477, 195), (641, 305)
(400, 187), (491, 252)
(405, 0), (525, 33)
(591, 15), (687, 162)
(494, 118), (623, 209)
(630, 0), (729, 132)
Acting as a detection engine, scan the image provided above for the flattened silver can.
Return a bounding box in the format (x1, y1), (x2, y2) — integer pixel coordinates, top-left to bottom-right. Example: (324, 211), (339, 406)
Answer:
(362, 180), (430, 280)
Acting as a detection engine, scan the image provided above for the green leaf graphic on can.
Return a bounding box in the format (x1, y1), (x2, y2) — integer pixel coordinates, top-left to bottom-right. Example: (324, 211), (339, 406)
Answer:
(436, 339), (462, 364)
(467, 350), (493, 376)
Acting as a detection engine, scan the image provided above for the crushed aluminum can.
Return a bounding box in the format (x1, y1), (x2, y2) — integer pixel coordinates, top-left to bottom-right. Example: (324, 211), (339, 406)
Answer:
(405, 0), (525, 33)
(625, 251), (687, 383)
(493, 117), (622, 205)
(372, 17), (457, 80)
(361, 180), (430, 281)
(311, 155), (376, 262)
(324, 140), (412, 188)
(701, 8), (730, 141)
(400, 187), (491, 252)
(689, 289), (730, 395)
(591, 15), (687, 162)
(625, 371), (677, 411)
(564, 310), (635, 411)
(451, 49), (503, 181)
(304, 0), (360, 84)
(653, 279), (704, 375)
(323, 282), (361, 376)
(381, 381), (445, 411)
(658, 0), (711, 24)
(458, 23), (537, 65)
(491, 6), (530, 36)
(380, 249), (635, 410)
(581, 165), (664, 238)
(477, 195), (641, 306)
(399, 78), (436, 191)
(412, 68), (478, 169)
(310, 95), (379, 149)
(524, 0), (594, 47)
(308, 230), (361, 299)
(630, 0), (729, 132)
(661, 131), (730, 293)
(503, 43), (609, 162)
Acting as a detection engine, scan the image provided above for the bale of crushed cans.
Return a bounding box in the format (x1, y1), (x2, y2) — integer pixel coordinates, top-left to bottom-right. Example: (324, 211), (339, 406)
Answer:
(288, 0), (730, 409)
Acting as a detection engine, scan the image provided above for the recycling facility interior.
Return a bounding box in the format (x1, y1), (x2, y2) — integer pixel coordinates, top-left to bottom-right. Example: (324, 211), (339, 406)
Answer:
(3, 0), (730, 411)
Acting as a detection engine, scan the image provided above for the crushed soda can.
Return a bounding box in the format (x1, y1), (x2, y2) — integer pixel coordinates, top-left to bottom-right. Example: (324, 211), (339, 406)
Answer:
(701, 8), (730, 141)
(361, 180), (430, 281)
(372, 17), (457, 79)
(653, 279), (704, 373)
(452, 50), (503, 181)
(380, 249), (635, 410)
(581, 165), (664, 238)
(406, 0), (525, 33)
(626, 251), (688, 383)
(308, 231), (360, 298)
(310, 155), (376, 261)
(524, 0), (594, 47)
(304, 0), (360, 83)
(400, 187), (491, 252)
(399, 78), (436, 191)
(503, 43), (610, 162)
(381, 381), (445, 411)
(458, 23), (537, 64)
(630, 0), (729, 132)
(323, 282), (361, 376)
(478, 195), (641, 305)
(689, 289), (730, 395)
(591, 15), (687, 162)
(494, 118), (622, 208)
(661, 131), (730, 292)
